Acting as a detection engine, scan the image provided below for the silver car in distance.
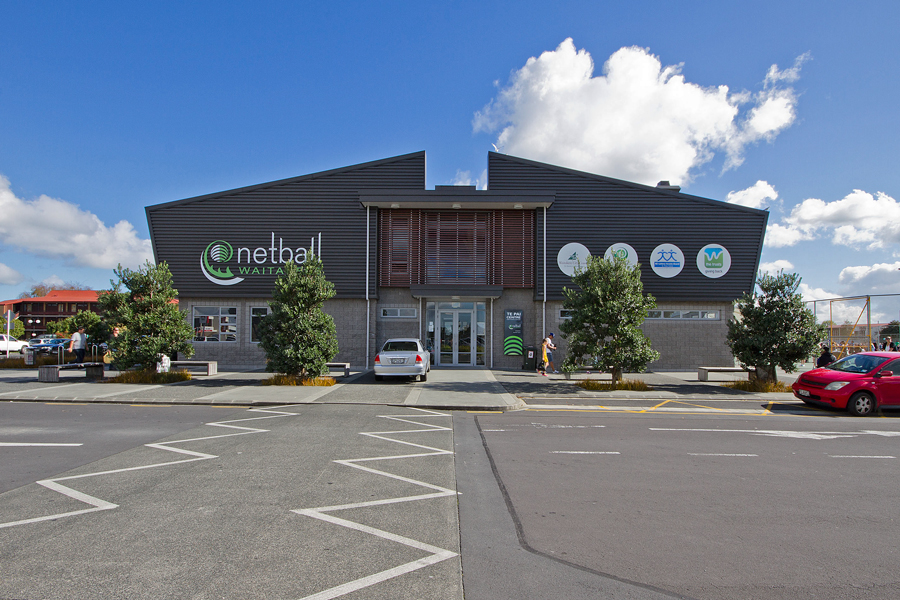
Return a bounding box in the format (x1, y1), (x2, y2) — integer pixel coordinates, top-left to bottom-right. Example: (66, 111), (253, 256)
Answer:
(374, 338), (430, 382)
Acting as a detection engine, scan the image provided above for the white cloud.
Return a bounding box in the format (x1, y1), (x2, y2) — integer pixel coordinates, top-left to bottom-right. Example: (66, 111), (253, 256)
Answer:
(838, 262), (900, 292)
(764, 222), (814, 247)
(474, 39), (805, 185)
(768, 189), (900, 250)
(450, 169), (488, 190)
(758, 259), (794, 275)
(0, 262), (23, 285)
(727, 180), (778, 209)
(0, 175), (153, 269)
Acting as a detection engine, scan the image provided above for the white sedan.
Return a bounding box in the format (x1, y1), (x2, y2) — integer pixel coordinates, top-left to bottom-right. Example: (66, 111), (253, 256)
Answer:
(374, 338), (430, 382)
(0, 334), (29, 354)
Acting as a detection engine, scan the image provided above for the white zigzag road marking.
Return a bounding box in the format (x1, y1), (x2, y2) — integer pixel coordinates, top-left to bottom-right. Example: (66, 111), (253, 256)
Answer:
(292, 407), (459, 600)
(0, 407), (299, 530)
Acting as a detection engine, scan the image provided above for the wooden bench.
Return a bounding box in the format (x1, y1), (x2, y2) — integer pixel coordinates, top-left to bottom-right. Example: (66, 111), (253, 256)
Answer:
(38, 363), (105, 383)
(698, 366), (751, 381)
(170, 360), (218, 376)
(326, 362), (351, 377)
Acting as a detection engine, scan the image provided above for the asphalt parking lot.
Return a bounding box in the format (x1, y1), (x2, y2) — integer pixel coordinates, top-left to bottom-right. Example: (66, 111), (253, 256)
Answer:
(3, 366), (900, 599)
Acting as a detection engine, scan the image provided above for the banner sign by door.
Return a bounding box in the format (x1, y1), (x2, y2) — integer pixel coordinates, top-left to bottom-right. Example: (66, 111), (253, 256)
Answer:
(504, 310), (523, 355)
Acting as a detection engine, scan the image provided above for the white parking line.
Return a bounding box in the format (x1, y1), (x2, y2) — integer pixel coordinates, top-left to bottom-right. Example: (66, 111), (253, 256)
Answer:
(829, 455), (896, 459)
(689, 453), (758, 457)
(0, 443), (83, 447)
(0, 407), (299, 530)
(550, 451), (620, 455)
(292, 407), (458, 600)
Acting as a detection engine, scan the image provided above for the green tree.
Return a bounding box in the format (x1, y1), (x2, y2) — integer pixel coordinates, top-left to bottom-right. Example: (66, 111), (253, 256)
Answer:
(0, 316), (24, 339)
(727, 271), (826, 383)
(258, 257), (338, 379)
(559, 254), (660, 381)
(17, 281), (87, 299)
(47, 310), (108, 343)
(880, 320), (900, 337)
(97, 261), (194, 370)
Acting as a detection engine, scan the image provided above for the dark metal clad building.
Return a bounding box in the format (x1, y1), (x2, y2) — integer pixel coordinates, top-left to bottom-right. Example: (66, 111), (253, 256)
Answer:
(146, 151), (767, 371)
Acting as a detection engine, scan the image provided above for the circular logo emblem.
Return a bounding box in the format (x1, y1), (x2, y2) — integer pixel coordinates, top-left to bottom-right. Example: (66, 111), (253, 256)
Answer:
(200, 240), (245, 286)
(650, 244), (685, 278)
(557, 243), (592, 276)
(697, 244), (731, 278)
(604, 243), (638, 267)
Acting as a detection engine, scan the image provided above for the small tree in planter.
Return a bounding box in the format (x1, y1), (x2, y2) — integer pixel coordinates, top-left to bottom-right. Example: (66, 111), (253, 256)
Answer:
(560, 254), (659, 381)
(98, 261), (194, 370)
(258, 257), (338, 380)
(726, 270), (825, 383)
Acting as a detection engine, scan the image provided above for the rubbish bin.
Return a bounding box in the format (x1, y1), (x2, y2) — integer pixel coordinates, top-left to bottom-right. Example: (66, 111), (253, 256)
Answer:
(522, 346), (537, 370)
(24, 347), (35, 366)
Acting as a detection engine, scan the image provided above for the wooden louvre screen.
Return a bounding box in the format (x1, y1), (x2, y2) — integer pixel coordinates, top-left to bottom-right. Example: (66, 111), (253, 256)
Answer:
(379, 209), (534, 288)
(491, 210), (534, 287)
(379, 209), (421, 286)
(425, 212), (489, 284)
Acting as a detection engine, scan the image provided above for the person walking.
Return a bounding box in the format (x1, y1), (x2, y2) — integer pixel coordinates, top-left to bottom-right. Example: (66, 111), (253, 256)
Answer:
(69, 326), (87, 364)
(543, 332), (558, 373)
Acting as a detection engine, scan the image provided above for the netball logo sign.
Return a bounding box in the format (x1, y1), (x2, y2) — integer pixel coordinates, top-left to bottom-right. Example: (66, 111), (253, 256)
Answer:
(696, 244), (731, 278)
(650, 244), (684, 278)
(201, 240), (244, 286)
(200, 232), (322, 286)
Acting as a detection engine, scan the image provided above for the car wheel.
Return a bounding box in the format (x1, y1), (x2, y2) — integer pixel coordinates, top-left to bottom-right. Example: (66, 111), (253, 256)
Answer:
(374, 375), (383, 381)
(848, 392), (876, 416)
(419, 373), (427, 382)
(19, 348), (26, 354)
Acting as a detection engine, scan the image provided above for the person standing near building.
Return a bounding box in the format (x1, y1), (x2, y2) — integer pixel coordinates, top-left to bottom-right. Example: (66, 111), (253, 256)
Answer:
(69, 325), (87, 364)
(544, 332), (558, 373)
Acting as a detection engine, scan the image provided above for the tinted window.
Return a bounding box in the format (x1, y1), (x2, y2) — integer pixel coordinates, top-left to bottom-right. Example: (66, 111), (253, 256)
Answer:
(882, 360), (900, 376)
(827, 354), (890, 374)
(382, 341), (419, 352)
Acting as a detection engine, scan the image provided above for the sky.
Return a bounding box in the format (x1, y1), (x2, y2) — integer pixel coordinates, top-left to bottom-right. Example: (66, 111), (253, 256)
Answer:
(1, 0), (898, 327)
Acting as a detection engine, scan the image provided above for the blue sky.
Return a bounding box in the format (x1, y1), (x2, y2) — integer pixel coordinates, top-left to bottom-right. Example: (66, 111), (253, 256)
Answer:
(1, 0), (898, 325)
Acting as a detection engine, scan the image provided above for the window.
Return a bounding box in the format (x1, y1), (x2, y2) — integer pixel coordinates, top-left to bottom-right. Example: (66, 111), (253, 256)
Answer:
(559, 309), (574, 320)
(251, 307), (269, 343)
(381, 308), (418, 318)
(646, 310), (720, 320)
(193, 306), (237, 342)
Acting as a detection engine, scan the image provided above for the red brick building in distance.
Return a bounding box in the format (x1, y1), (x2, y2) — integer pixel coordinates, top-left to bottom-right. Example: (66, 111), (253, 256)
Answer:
(0, 290), (101, 339)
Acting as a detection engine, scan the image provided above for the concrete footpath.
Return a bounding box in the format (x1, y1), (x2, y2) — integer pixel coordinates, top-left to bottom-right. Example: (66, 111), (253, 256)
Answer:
(0, 364), (811, 411)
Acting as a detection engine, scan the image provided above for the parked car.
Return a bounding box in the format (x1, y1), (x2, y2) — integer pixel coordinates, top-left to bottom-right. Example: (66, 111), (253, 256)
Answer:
(792, 351), (900, 416)
(374, 338), (430, 382)
(29, 338), (71, 355)
(29, 334), (58, 346)
(0, 334), (29, 354)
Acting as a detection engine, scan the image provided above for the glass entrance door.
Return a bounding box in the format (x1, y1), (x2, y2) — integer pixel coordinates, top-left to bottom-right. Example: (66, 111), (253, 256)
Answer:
(438, 310), (475, 366)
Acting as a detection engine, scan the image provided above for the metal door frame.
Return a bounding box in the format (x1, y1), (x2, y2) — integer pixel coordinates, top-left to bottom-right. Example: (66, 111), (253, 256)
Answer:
(436, 309), (475, 366)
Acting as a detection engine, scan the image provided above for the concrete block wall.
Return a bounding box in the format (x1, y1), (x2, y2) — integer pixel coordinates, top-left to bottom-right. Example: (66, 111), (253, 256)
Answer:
(375, 288), (421, 353)
(640, 301), (735, 370)
(181, 297), (372, 371)
(536, 300), (735, 372)
(491, 289), (541, 370)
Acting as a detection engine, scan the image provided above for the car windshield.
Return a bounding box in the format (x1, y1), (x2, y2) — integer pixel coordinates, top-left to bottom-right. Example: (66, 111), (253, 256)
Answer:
(827, 354), (888, 374)
(382, 341), (419, 352)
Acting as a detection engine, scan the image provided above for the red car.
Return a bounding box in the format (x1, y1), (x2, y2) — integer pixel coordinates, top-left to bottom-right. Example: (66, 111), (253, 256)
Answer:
(792, 352), (900, 416)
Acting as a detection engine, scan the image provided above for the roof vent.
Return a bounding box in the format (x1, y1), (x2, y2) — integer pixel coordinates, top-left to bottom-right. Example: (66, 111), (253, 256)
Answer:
(656, 180), (681, 192)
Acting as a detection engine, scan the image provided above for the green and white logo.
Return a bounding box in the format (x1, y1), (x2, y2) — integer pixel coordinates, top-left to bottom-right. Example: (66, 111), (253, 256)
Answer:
(696, 244), (731, 278)
(604, 243), (638, 267)
(201, 240), (245, 286)
(199, 233), (322, 286)
(557, 242), (592, 276)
